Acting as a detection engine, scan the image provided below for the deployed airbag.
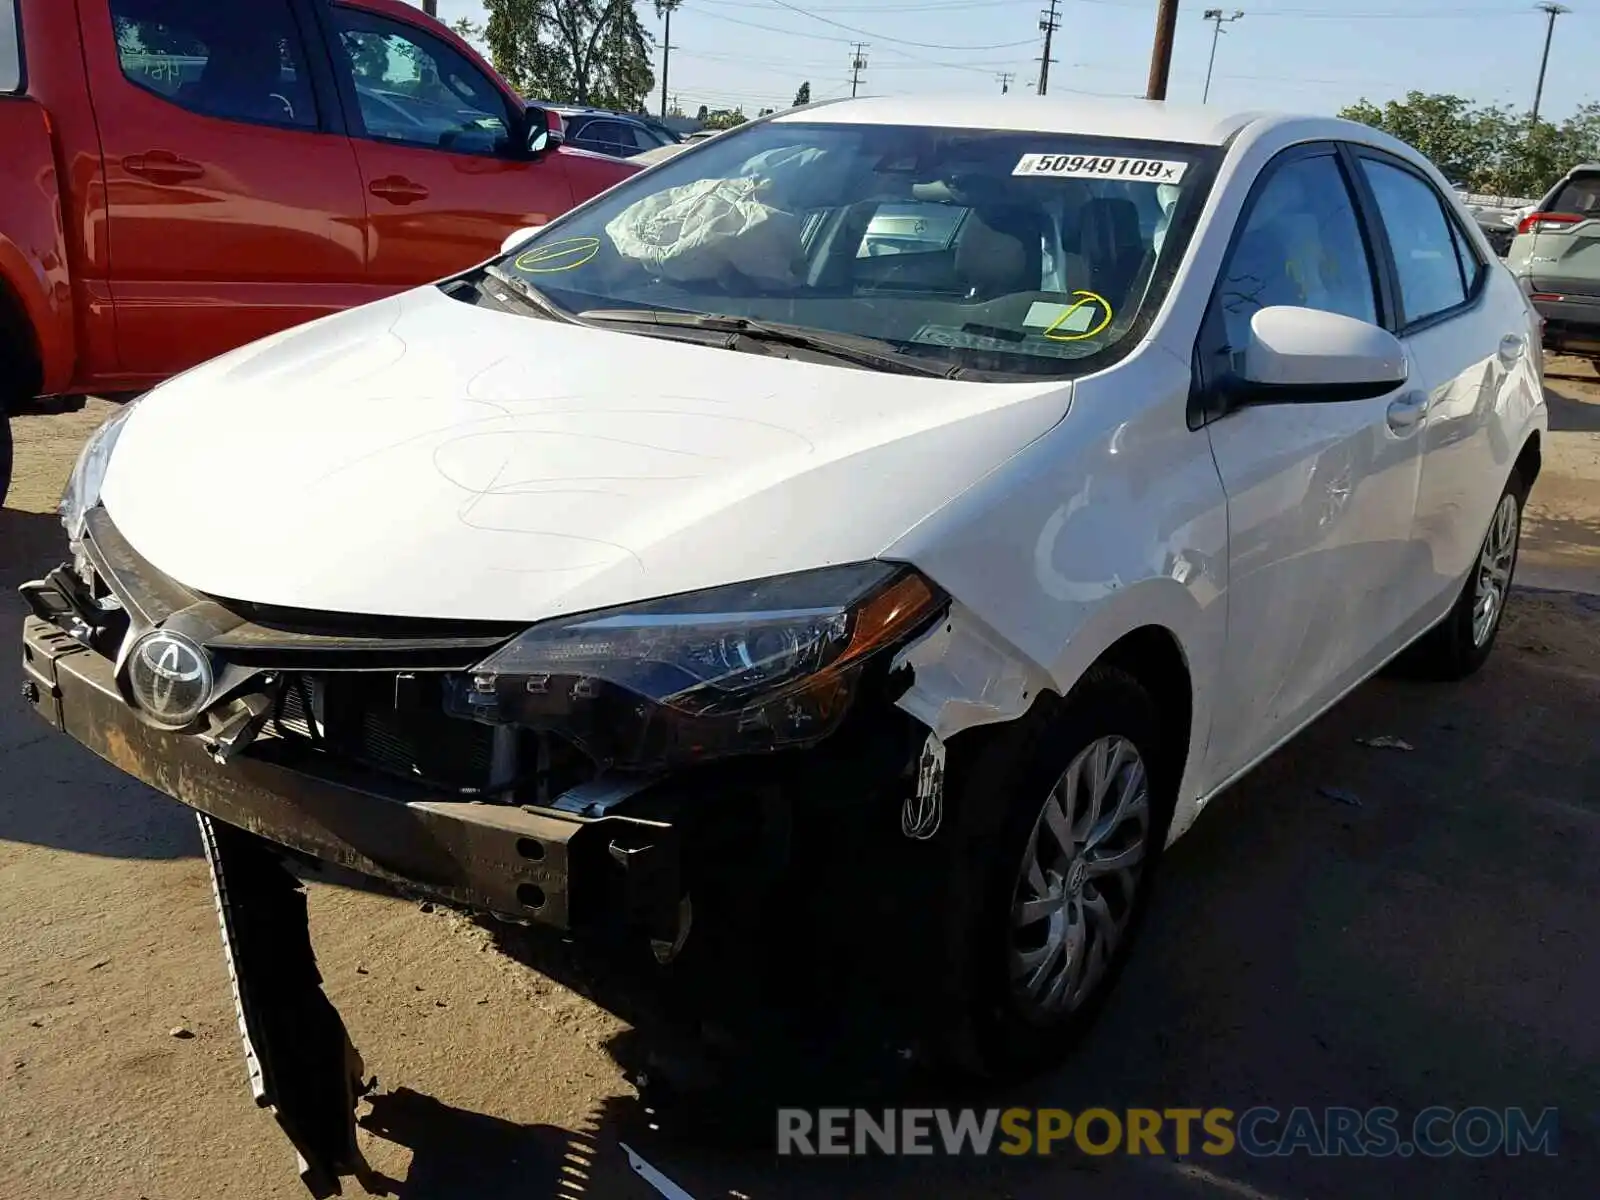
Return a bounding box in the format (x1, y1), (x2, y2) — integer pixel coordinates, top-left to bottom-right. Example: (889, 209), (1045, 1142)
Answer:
(604, 145), (837, 285)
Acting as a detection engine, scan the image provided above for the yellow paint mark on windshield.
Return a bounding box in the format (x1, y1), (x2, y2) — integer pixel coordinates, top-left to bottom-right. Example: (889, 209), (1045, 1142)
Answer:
(514, 236), (601, 274)
(1042, 290), (1113, 341)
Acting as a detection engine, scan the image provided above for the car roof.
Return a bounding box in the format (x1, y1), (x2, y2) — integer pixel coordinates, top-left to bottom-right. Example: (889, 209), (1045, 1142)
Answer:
(555, 107), (644, 123)
(775, 95), (1288, 147)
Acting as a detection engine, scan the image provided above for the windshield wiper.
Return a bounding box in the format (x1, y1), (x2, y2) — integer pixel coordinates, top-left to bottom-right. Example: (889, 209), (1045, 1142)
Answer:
(482, 264), (577, 324)
(577, 308), (964, 379)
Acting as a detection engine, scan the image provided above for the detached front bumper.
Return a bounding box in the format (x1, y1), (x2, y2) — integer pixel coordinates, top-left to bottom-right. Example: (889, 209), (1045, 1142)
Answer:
(21, 614), (681, 934)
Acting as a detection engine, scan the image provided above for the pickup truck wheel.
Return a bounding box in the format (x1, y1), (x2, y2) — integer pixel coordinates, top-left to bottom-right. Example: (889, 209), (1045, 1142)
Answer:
(1407, 470), (1525, 680)
(933, 667), (1174, 1080)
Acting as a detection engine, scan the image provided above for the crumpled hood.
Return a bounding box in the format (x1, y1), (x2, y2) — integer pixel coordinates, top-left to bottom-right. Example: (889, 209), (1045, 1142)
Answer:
(102, 287), (1070, 621)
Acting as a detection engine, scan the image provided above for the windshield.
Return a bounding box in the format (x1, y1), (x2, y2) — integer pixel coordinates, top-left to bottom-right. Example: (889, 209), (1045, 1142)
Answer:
(496, 120), (1218, 378)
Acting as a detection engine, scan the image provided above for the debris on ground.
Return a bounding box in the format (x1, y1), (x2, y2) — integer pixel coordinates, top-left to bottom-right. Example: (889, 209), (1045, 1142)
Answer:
(1317, 786), (1363, 807)
(87, 959), (109, 971)
(169, 1026), (194, 1040)
(1356, 735), (1414, 751)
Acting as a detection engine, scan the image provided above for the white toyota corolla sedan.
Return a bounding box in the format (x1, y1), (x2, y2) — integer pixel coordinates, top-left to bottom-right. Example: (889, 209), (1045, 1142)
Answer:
(23, 95), (1545, 1175)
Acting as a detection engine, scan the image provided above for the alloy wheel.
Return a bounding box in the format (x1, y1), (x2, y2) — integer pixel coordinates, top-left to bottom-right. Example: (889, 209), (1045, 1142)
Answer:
(1472, 492), (1519, 647)
(1009, 735), (1151, 1020)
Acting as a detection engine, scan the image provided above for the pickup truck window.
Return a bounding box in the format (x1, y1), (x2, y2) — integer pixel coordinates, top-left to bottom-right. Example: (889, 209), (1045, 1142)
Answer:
(1, 0), (20, 93)
(332, 7), (513, 157)
(109, 0), (319, 130)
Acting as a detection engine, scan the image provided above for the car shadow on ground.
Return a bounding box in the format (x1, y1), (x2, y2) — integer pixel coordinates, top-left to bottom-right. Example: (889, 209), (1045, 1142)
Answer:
(354, 1086), (608, 1199)
(1545, 383), (1600, 432)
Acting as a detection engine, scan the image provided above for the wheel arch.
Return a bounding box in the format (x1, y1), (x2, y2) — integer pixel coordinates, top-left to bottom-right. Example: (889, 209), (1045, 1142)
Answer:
(1091, 624), (1194, 799)
(1514, 428), (1541, 493)
(0, 254), (49, 403)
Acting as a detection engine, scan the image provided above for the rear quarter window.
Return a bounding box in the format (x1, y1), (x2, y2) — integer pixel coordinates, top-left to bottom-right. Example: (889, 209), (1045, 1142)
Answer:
(1, 0), (21, 93)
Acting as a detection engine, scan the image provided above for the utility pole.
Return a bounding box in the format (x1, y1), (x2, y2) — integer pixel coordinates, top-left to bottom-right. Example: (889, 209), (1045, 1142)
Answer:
(849, 42), (869, 97)
(1146, 0), (1181, 100)
(659, 0), (681, 119)
(1201, 9), (1243, 105)
(996, 71), (1015, 94)
(1531, 3), (1570, 129)
(421, 0), (436, 15)
(1037, 0), (1060, 96)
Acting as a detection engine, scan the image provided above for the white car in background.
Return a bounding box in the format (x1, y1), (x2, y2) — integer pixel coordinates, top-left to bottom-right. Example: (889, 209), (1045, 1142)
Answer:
(25, 94), (1545, 1190)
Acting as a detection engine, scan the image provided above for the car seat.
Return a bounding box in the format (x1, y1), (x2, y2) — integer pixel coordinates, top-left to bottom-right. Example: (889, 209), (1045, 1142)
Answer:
(953, 206), (1042, 300)
(1076, 197), (1146, 309)
(179, 36), (297, 125)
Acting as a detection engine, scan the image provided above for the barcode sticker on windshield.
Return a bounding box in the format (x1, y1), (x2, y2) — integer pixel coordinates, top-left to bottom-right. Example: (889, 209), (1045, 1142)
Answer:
(1013, 154), (1188, 183)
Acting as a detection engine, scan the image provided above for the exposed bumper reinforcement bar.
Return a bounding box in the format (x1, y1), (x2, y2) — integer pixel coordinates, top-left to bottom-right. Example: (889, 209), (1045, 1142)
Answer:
(21, 614), (681, 933)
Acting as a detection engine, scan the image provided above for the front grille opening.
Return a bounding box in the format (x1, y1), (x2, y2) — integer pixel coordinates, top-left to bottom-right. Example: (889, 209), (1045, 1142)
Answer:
(271, 672), (595, 801)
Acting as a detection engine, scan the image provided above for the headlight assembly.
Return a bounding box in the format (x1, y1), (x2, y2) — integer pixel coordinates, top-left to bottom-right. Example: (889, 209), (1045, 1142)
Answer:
(448, 562), (945, 769)
(60, 400), (140, 542)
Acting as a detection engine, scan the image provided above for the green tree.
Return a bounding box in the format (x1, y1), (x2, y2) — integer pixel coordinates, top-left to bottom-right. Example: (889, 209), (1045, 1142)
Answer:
(483, 0), (548, 94)
(1339, 92), (1600, 199)
(482, 0), (654, 107)
(696, 104), (708, 121)
(701, 107), (746, 131)
(450, 17), (485, 49)
(793, 81), (810, 107)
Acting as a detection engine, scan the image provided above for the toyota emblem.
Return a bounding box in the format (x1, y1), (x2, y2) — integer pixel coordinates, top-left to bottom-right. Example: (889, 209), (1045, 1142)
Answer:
(127, 629), (214, 727)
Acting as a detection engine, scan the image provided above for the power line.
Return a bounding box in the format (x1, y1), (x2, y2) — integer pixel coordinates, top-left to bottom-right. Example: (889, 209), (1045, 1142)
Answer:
(1037, 0), (1060, 95)
(759, 0), (1036, 50)
(1201, 8), (1243, 104)
(849, 42), (870, 96)
(1531, 2), (1571, 128)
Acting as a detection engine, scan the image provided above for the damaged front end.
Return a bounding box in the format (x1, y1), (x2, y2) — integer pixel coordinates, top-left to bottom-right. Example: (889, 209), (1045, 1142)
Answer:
(20, 507), (953, 1194)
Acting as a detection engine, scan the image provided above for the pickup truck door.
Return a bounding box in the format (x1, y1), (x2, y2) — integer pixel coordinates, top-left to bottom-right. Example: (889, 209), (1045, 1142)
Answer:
(1196, 145), (1425, 785)
(317, 2), (577, 289)
(82, 0), (371, 379)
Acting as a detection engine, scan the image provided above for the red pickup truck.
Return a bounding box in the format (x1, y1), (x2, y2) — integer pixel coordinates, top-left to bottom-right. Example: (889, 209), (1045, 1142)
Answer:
(0, 0), (636, 503)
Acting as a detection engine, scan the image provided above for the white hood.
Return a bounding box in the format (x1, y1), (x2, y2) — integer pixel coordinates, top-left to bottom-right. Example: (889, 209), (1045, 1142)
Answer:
(102, 287), (1070, 621)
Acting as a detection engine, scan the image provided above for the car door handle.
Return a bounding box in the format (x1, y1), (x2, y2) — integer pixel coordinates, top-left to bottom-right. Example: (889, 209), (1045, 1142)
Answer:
(1386, 391), (1429, 433)
(368, 176), (430, 205)
(1498, 333), (1525, 365)
(123, 151), (204, 185)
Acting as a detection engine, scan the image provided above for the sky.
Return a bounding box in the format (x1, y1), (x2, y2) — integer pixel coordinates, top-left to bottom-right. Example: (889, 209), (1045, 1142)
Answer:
(421, 0), (1597, 124)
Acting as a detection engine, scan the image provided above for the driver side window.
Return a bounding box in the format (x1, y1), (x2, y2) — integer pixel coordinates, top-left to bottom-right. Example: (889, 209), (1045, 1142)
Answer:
(1216, 152), (1377, 351)
(332, 8), (512, 156)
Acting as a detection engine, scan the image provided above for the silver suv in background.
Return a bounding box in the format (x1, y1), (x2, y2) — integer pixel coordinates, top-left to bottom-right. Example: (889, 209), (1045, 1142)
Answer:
(1507, 163), (1600, 362)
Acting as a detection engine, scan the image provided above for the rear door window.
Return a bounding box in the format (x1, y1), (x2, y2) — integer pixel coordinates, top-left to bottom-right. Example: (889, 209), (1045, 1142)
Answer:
(579, 120), (629, 155)
(1358, 157), (1470, 326)
(109, 0), (318, 129)
(1, 0), (20, 93)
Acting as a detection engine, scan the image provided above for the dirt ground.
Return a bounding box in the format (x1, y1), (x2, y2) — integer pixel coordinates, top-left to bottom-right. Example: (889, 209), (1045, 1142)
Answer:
(2, 368), (1598, 1200)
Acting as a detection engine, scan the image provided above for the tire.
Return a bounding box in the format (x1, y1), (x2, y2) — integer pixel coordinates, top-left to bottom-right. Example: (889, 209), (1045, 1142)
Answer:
(929, 666), (1177, 1080)
(1406, 470), (1525, 680)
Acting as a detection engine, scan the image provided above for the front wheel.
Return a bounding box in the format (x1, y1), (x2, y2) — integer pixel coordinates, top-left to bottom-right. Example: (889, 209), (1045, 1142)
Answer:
(1407, 472), (1524, 680)
(931, 667), (1174, 1080)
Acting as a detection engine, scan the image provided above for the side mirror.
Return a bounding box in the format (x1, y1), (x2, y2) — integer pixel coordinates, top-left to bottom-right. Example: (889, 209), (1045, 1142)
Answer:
(500, 225), (545, 255)
(1235, 306), (1407, 404)
(522, 106), (554, 158)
